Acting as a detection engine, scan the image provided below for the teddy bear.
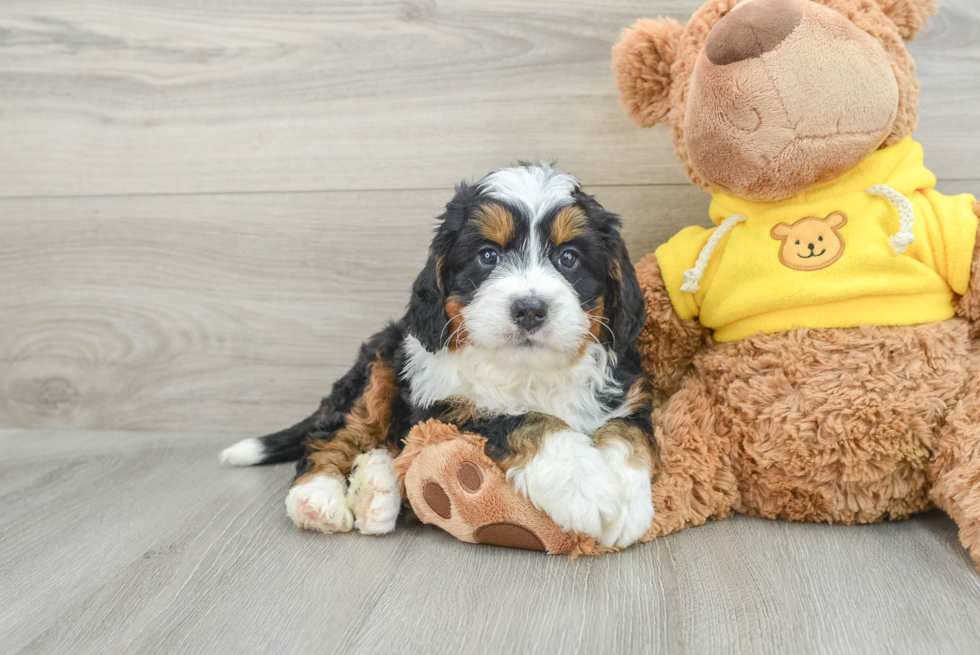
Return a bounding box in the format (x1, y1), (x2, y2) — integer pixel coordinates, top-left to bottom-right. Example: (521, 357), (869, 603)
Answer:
(393, 0), (980, 565)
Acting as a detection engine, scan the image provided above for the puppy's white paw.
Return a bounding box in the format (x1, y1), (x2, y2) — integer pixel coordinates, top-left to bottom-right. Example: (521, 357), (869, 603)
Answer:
(508, 430), (624, 539)
(597, 440), (653, 548)
(286, 476), (354, 533)
(346, 449), (401, 535)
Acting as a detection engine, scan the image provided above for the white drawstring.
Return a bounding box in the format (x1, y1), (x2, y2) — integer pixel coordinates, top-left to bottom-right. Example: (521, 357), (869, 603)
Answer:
(866, 184), (915, 254)
(681, 214), (748, 293)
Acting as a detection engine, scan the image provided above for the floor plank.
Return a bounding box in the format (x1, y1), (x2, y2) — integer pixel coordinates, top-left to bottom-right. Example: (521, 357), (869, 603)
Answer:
(2, 429), (980, 655)
(0, 0), (976, 197)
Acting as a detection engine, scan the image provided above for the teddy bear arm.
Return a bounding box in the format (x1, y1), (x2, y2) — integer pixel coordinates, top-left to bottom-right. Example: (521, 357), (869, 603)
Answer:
(634, 253), (709, 399)
(952, 202), (980, 337)
(929, 342), (980, 572)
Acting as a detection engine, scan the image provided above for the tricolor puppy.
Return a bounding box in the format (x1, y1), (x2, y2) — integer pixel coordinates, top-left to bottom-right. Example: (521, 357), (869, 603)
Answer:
(221, 163), (657, 547)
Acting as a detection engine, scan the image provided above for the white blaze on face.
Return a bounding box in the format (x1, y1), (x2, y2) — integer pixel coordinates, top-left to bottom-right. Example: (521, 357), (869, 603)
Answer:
(462, 259), (589, 356)
(466, 163), (590, 356)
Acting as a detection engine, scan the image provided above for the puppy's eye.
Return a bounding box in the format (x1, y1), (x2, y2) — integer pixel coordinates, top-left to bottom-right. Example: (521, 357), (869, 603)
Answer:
(559, 250), (578, 269)
(478, 248), (499, 266)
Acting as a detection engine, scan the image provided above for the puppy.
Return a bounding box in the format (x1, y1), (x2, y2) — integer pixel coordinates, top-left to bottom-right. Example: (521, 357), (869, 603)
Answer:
(221, 163), (657, 547)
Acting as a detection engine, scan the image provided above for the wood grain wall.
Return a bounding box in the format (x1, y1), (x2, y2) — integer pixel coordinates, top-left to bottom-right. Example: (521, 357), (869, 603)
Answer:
(1, 0), (978, 434)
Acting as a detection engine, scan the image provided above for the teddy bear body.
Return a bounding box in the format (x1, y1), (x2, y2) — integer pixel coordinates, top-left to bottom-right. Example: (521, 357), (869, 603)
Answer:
(641, 265), (979, 534)
(617, 0), (980, 563)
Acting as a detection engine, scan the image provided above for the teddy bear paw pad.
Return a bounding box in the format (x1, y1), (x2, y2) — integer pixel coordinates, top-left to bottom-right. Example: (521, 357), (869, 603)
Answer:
(422, 481), (453, 519)
(456, 460), (484, 493)
(473, 522), (546, 551)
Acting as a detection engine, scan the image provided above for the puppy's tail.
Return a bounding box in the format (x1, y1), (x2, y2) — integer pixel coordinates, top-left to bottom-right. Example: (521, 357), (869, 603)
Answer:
(219, 414), (317, 467)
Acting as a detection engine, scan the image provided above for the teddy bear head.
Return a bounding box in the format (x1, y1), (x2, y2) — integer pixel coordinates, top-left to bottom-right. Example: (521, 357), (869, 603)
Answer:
(612, 0), (937, 202)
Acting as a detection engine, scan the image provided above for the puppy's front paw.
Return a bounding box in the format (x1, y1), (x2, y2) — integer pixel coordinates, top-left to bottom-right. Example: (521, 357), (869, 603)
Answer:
(597, 441), (653, 548)
(286, 476), (354, 533)
(508, 430), (624, 539)
(346, 449), (401, 535)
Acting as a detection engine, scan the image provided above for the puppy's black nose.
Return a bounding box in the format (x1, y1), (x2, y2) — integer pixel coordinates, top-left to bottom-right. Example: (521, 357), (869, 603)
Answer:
(511, 297), (549, 332)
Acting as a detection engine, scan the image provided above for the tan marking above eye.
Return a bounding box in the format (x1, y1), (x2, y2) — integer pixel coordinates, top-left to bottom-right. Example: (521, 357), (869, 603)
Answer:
(551, 206), (587, 245)
(474, 204), (514, 245)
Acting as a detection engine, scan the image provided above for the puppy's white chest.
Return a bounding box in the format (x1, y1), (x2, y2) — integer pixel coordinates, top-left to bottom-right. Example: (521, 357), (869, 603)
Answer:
(403, 337), (623, 434)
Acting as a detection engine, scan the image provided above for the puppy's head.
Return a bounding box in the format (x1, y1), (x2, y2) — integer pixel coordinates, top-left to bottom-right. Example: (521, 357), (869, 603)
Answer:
(405, 163), (644, 363)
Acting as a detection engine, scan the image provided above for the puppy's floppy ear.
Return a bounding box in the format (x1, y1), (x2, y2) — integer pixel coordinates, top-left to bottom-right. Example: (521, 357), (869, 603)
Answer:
(403, 182), (474, 352)
(612, 18), (685, 128)
(582, 197), (645, 354)
(404, 251), (447, 352)
(874, 0), (937, 41)
(607, 247), (646, 355)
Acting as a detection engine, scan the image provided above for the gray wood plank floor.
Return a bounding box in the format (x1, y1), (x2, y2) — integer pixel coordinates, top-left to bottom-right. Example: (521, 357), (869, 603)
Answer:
(3, 430), (980, 655)
(3, 430), (980, 654)
(2, 0), (980, 652)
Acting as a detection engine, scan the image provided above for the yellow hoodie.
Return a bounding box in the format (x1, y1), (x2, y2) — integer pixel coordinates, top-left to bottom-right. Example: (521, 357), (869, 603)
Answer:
(655, 137), (978, 343)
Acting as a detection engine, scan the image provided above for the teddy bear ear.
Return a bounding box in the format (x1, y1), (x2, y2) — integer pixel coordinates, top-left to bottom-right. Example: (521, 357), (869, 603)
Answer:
(611, 18), (685, 128)
(874, 0), (938, 41)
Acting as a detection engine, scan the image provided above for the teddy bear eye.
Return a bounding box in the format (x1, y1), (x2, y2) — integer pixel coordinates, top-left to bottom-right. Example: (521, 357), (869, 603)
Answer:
(818, 236), (823, 242)
(795, 240), (800, 245)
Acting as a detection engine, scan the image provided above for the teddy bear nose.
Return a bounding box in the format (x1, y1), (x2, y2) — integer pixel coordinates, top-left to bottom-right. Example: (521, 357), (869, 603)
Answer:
(808, 243), (815, 251)
(705, 0), (805, 66)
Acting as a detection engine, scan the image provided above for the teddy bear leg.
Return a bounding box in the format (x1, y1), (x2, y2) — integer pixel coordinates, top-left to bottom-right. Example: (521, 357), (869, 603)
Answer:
(930, 347), (980, 571)
(642, 373), (741, 541)
(393, 420), (592, 555)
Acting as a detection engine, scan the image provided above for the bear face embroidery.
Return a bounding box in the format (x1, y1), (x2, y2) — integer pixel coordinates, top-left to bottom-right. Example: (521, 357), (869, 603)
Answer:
(770, 212), (847, 271)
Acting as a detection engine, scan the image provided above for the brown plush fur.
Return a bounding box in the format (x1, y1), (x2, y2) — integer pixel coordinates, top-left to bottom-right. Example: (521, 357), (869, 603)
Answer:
(930, 346), (980, 570)
(643, 320), (972, 539)
(953, 208), (980, 337)
(634, 254), (709, 401)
